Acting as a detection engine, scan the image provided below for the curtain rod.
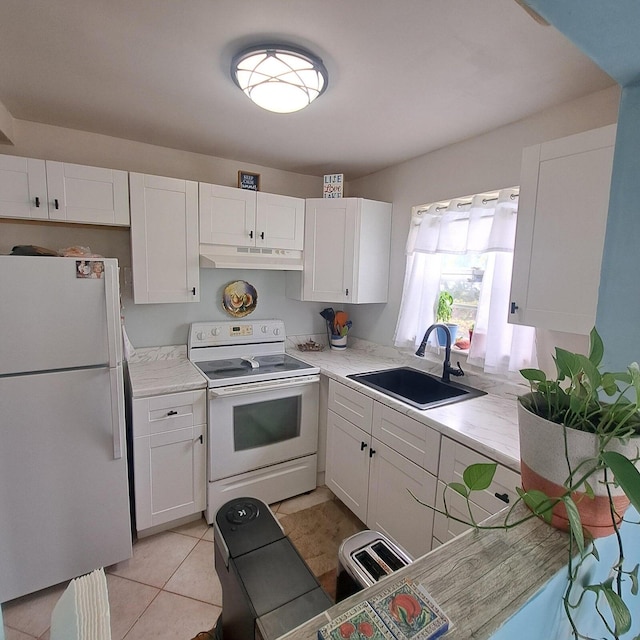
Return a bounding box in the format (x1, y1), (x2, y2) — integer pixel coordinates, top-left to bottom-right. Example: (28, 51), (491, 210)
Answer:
(434, 191), (518, 212)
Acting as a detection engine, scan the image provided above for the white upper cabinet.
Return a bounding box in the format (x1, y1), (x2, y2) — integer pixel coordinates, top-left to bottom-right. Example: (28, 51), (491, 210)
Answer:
(199, 184), (304, 250)
(199, 183), (256, 247)
(287, 197), (392, 303)
(45, 162), (130, 225)
(509, 124), (616, 334)
(0, 155), (48, 220)
(130, 173), (200, 304)
(0, 154), (129, 226)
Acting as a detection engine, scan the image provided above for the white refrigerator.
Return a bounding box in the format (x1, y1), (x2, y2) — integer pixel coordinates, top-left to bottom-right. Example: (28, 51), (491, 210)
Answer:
(0, 255), (132, 603)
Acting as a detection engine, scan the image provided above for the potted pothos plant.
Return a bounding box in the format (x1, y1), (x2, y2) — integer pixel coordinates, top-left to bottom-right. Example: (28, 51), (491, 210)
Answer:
(435, 291), (458, 346)
(417, 328), (640, 639)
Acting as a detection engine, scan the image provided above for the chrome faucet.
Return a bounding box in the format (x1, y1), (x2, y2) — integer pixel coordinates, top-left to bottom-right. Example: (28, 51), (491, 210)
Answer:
(415, 323), (465, 383)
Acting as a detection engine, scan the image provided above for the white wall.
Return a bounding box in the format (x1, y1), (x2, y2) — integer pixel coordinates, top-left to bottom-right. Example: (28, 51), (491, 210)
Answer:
(345, 85), (620, 359)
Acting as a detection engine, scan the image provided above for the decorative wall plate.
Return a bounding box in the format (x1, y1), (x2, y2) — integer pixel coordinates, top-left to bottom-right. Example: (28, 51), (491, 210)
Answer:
(222, 280), (258, 317)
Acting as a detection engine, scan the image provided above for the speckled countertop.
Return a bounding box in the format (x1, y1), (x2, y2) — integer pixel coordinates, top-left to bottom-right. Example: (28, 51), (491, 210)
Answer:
(126, 337), (524, 471)
(126, 345), (206, 398)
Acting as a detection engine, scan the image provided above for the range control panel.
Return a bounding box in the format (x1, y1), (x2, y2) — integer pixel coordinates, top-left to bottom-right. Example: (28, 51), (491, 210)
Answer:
(188, 319), (285, 349)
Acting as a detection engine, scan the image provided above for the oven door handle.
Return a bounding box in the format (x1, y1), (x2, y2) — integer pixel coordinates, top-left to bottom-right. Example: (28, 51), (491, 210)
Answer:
(209, 375), (320, 398)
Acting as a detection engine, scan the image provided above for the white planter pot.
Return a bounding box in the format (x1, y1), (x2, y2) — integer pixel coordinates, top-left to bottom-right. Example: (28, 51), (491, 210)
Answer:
(518, 396), (637, 538)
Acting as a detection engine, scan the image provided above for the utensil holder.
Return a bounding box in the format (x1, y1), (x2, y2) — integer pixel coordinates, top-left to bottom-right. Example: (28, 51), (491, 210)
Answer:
(330, 335), (347, 351)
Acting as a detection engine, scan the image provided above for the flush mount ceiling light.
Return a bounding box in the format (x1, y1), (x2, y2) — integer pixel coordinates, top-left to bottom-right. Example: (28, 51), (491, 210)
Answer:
(231, 44), (328, 114)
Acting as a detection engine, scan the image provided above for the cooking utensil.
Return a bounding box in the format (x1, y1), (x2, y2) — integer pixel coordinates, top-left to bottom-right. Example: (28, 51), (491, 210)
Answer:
(334, 311), (348, 335)
(340, 320), (352, 337)
(319, 308), (335, 341)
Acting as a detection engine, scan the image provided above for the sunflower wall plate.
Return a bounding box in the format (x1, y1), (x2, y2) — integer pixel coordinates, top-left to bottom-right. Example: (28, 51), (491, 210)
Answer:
(222, 280), (258, 317)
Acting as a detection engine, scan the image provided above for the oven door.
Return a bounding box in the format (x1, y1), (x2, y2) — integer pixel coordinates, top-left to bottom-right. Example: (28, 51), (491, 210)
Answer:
(208, 375), (320, 481)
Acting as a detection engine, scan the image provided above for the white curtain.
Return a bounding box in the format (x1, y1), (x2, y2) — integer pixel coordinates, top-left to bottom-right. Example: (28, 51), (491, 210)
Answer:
(394, 188), (537, 376)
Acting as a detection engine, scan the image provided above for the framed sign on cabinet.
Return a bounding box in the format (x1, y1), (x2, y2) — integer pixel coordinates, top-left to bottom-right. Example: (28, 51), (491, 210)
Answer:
(238, 171), (260, 191)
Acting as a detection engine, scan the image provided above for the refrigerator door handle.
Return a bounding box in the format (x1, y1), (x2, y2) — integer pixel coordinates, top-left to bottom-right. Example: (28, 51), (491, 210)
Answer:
(110, 367), (125, 460)
(104, 262), (122, 368)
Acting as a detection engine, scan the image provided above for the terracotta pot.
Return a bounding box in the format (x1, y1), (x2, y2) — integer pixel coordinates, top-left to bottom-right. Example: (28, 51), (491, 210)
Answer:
(518, 396), (636, 538)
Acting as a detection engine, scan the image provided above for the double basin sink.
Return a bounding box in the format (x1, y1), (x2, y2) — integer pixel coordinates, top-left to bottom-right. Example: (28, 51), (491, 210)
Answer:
(347, 366), (486, 410)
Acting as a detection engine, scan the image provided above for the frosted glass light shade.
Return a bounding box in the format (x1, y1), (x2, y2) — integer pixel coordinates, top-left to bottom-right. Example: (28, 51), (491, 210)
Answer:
(231, 45), (328, 113)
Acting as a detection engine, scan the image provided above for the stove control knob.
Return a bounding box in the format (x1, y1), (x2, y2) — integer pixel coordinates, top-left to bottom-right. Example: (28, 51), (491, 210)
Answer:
(273, 327), (281, 336)
(211, 327), (220, 336)
(196, 331), (205, 340)
(261, 325), (268, 333)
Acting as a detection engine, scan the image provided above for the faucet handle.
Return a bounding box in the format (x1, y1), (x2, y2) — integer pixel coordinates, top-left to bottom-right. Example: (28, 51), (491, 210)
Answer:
(449, 361), (465, 377)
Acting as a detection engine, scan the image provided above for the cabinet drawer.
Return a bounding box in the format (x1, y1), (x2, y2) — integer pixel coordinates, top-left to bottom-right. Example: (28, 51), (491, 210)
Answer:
(438, 437), (520, 515)
(372, 403), (440, 474)
(328, 380), (374, 433)
(132, 390), (206, 437)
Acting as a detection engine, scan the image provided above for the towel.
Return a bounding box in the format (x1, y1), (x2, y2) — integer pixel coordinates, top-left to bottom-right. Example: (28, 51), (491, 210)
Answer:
(50, 568), (111, 640)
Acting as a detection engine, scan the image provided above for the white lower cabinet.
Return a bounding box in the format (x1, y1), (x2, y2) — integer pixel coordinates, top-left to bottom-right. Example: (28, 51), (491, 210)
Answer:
(433, 436), (520, 545)
(326, 380), (438, 558)
(132, 390), (206, 532)
(325, 410), (371, 523)
(326, 380), (522, 556)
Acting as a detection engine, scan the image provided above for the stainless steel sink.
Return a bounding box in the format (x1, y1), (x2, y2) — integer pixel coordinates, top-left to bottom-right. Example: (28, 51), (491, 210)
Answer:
(347, 366), (486, 410)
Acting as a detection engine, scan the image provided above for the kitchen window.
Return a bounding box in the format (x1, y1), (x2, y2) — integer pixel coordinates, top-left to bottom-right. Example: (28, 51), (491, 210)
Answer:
(394, 188), (537, 376)
(439, 253), (488, 343)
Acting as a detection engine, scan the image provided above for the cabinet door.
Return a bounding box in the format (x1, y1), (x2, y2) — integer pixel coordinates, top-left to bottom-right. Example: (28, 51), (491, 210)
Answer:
(256, 192), (304, 250)
(199, 183), (256, 247)
(130, 173), (200, 303)
(0, 155), (48, 220)
(367, 439), (436, 559)
(325, 410), (370, 523)
(352, 199), (392, 303)
(134, 424), (206, 531)
(302, 198), (356, 302)
(510, 125), (615, 334)
(46, 161), (130, 225)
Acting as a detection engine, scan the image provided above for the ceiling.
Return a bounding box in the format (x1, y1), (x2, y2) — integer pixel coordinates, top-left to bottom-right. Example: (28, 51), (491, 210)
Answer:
(0, 0), (615, 181)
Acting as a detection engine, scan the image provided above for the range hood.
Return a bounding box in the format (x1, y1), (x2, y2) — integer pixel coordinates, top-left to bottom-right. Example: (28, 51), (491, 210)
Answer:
(199, 244), (303, 270)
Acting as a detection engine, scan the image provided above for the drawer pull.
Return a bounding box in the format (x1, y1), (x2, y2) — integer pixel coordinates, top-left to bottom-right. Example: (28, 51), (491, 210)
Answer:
(196, 435), (203, 444)
(360, 441), (368, 451)
(495, 492), (510, 504)
(167, 410), (178, 416)
(369, 448), (376, 458)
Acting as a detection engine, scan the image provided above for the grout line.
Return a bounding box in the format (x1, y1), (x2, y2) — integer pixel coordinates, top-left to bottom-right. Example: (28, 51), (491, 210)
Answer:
(121, 587), (163, 640)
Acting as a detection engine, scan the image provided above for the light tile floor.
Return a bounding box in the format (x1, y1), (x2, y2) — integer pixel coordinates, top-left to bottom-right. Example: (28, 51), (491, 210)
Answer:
(2, 487), (341, 640)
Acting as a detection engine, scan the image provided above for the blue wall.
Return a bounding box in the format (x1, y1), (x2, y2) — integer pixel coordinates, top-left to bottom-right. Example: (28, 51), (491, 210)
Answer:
(491, 508), (640, 639)
(523, 2), (640, 372)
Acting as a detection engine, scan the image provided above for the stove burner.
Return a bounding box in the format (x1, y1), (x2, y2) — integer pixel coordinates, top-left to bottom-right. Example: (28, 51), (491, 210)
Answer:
(191, 349), (318, 388)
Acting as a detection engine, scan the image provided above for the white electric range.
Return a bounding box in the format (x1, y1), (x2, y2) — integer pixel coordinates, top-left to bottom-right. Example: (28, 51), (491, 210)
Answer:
(188, 319), (320, 523)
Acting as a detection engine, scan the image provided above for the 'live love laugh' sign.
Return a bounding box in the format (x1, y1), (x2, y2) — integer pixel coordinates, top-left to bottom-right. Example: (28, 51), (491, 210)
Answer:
(323, 173), (343, 198)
